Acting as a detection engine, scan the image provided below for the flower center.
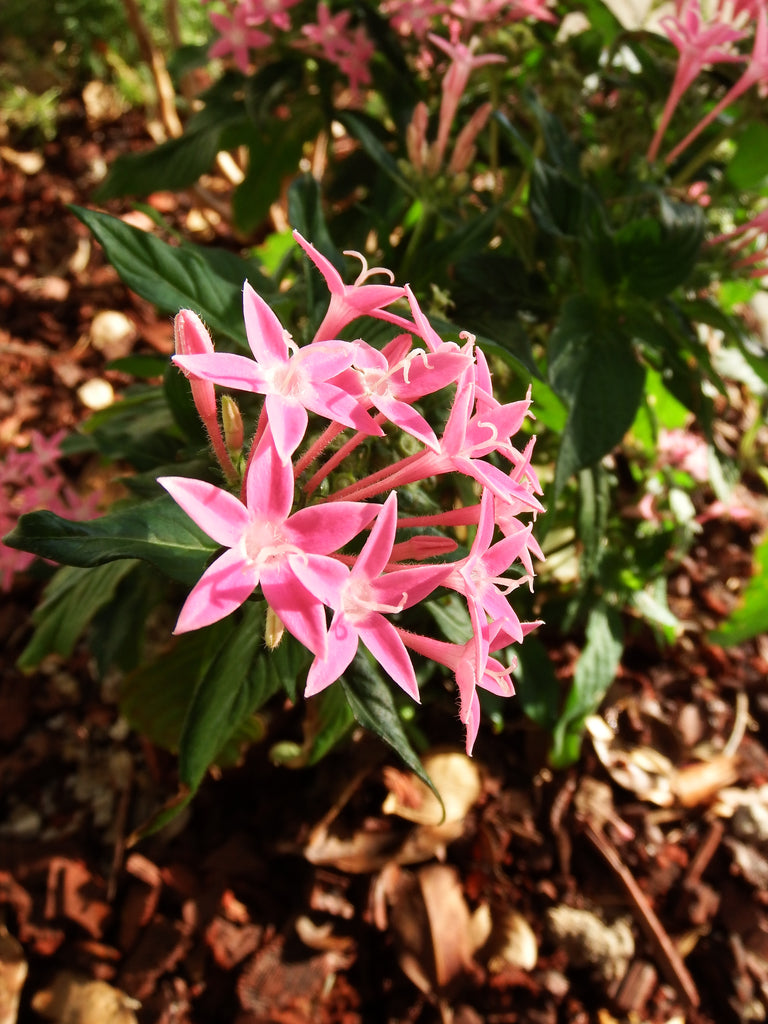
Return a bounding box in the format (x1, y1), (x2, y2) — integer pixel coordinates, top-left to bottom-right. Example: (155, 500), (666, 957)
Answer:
(341, 576), (406, 625)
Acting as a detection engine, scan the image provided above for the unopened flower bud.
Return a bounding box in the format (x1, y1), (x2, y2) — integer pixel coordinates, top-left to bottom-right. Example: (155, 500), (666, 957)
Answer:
(221, 395), (244, 457)
(265, 605), (285, 649)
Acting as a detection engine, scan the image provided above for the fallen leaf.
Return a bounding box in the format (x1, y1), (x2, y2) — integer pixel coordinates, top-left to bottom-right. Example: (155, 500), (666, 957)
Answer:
(31, 972), (140, 1024)
(0, 926), (27, 1024)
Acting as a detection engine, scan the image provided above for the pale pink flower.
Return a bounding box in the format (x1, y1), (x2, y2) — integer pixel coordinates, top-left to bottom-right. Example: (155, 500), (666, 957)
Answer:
(444, 487), (533, 656)
(299, 3), (374, 92)
(293, 231), (413, 340)
(243, 0), (301, 31)
(428, 34), (506, 170)
(657, 428), (710, 481)
(665, 5), (768, 163)
(173, 310), (237, 482)
(173, 281), (381, 462)
(646, 0), (746, 162)
(209, 5), (271, 73)
(158, 428), (379, 650)
(398, 621), (521, 754)
(292, 493), (449, 700)
(383, 0), (448, 38)
(337, 25), (375, 93)
(334, 333), (471, 451)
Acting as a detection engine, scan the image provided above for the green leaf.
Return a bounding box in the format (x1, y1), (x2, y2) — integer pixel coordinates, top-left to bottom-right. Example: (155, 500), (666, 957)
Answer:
(4, 495), (218, 586)
(615, 196), (704, 299)
(550, 602), (623, 768)
(513, 636), (559, 731)
(17, 561), (138, 672)
(549, 295), (645, 491)
(179, 603), (267, 792)
(727, 122), (768, 191)
(709, 534), (768, 647)
(95, 126), (230, 201)
(287, 174), (343, 273)
(425, 594), (472, 645)
(304, 686), (355, 765)
(341, 652), (441, 808)
(336, 110), (416, 196)
(121, 626), (229, 752)
(70, 206), (274, 346)
(232, 104), (324, 233)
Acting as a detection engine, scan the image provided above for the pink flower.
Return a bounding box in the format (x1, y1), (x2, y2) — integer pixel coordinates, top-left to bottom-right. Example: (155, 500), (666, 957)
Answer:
(209, 6), (271, 74)
(398, 621), (521, 754)
(336, 333), (471, 450)
(299, 3), (374, 93)
(158, 428), (379, 651)
(428, 33), (506, 169)
(243, 0), (301, 32)
(646, 0), (746, 162)
(292, 493), (449, 700)
(657, 428), (710, 481)
(173, 310), (237, 482)
(173, 281), (381, 462)
(444, 488), (533, 655)
(383, 0), (448, 38)
(293, 231), (413, 340)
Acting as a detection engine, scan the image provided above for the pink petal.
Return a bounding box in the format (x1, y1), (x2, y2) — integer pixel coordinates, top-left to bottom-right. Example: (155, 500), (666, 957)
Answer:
(264, 393), (308, 462)
(260, 562), (329, 657)
(158, 476), (249, 546)
(293, 230), (344, 294)
(173, 352), (267, 392)
(354, 492), (397, 579)
(303, 381), (383, 435)
(245, 428), (294, 520)
(243, 282), (289, 364)
(175, 547), (258, 633)
(359, 617), (420, 702)
(304, 609), (359, 696)
(373, 394), (438, 450)
(288, 553), (349, 607)
(373, 562), (450, 609)
(296, 339), (357, 379)
(287, 501), (379, 555)
(174, 310), (214, 355)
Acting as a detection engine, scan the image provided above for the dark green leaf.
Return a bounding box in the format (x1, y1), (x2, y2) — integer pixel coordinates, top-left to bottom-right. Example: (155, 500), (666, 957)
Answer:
(95, 126), (230, 201)
(549, 295), (645, 490)
(550, 602), (623, 767)
(513, 636), (560, 731)
(17, 561), (138, 671)
(179, 603), (266, 791)
(4, 495), (218, 585)
(341, 652), (441, 808)
(71, 206), (274, 346)
(120, 622), (232, 752)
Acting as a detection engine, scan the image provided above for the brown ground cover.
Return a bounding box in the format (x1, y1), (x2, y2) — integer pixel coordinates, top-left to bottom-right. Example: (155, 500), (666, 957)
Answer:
(2, 101), (768, 1024)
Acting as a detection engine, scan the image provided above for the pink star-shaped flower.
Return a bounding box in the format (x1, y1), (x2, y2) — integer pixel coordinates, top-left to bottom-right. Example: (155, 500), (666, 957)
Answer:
(209, 6), (271, 73)
(293, 231), (413, 340)
(292, 493), (449, 700)
(158, 428), (379, 652)
(173, 281), (381, 462)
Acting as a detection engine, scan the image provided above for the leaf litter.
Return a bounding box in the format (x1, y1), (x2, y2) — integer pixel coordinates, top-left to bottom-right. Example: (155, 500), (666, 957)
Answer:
(2, 99), (768, 1024)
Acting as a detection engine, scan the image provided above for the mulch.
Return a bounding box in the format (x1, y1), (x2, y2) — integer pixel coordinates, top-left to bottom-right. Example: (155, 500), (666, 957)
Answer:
(2, 98), (768, 1024)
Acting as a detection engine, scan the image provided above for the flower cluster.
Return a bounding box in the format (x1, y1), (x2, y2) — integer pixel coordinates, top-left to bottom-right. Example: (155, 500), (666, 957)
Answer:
(0, 431), (99, 591)
(205, 0), (555, 88)
(162, 233), (543, 753)
(648, 0), (768, 164)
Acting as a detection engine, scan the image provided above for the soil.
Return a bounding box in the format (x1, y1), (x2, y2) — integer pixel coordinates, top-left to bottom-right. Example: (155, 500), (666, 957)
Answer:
(2, 99), (768, 1024)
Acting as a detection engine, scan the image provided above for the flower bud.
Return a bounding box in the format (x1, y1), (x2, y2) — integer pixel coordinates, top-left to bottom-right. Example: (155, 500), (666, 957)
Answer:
(221, 395), (244, 458)
(265, 604), (285, 649)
